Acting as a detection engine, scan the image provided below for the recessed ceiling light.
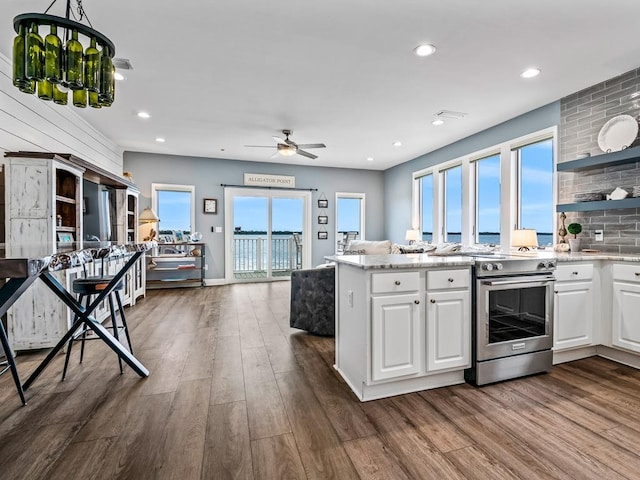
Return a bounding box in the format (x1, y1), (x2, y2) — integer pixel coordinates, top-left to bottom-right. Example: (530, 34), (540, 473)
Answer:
(521, 68), (541, 78)
(392, 141), (402, 147)
(114, 72), (125, 81)
(432, 119), (444, 126)
(414, 44), (436, 57)
(367, 157), (374, 162)
(155, 137), (165, 143)
(137, 111), (151, 119)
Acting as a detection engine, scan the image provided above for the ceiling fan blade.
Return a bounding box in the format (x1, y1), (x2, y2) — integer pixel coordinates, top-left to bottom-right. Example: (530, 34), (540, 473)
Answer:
(296, 143), (326, 149)
(270, 151), (281, 159)
(244, 145), (277, 148)
(296, 149), (318, 160)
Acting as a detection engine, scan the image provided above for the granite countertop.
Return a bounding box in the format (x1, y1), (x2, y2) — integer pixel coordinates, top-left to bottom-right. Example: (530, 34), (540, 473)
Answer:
(555, 252), (640, 262)
(328, 250), (640, 270)
(329, 253), (476, 270)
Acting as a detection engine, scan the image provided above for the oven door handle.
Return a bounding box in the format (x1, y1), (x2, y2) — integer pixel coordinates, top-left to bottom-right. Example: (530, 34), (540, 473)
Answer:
(481, 276), (555, 286)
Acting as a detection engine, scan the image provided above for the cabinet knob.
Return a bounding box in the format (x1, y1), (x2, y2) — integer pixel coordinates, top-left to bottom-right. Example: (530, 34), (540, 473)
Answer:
(394, 280), (401, 285)
(635, 273), (640, 276)
(414, 300), (420, 305)
(430, 299), (436, 304)
(572, 271), (579, 275)
(448, 278), (454, 283)
(554, 290), (558, 294)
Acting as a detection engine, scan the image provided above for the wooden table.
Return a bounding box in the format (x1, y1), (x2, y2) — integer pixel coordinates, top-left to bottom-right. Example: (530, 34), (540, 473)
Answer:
(0, 242), (155, 405)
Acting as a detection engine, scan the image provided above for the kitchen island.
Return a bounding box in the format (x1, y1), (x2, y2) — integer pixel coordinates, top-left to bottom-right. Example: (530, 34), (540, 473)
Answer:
(333, 253), (475, 401)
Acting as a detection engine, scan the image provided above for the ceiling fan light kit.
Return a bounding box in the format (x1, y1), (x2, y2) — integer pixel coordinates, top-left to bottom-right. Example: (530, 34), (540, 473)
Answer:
(246, 130), (326, 160)
(12, 0), (116, 109)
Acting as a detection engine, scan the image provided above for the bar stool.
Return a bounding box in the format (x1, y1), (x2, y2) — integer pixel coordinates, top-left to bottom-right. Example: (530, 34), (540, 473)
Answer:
(62, 274), (133, 380)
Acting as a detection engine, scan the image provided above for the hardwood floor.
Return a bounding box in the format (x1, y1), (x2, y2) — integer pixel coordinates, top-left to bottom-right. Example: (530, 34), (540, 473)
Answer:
(1, 282), (640, 479)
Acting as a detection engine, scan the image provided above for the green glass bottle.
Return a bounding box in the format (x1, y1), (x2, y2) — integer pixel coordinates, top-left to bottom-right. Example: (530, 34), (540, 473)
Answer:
(44, 24), (62, 84)
(52, 83), (68, 105)
(66, 29), (84, 89)
(37, 79), (53, 101)
(25, 23), (44, 81)
(84, 37), (100, 92)
(12, 23), (28, 88)
(73, 88), (87, 108)
(19, 80), (36, 95)
(98, 46), (114, 104)
(89, 91), (101, 108)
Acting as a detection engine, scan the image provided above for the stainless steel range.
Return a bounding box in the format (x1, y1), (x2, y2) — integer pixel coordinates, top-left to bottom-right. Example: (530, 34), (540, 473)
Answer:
(465, 255), (556, 386)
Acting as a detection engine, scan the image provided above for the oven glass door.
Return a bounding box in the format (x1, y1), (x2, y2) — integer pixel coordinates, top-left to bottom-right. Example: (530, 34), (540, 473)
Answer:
(489, 285), (546, 343)
(476, 276), (554, 361)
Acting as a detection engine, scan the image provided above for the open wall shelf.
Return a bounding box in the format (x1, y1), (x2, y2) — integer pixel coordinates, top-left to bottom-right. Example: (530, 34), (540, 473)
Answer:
(557, 197), (640, 212)
(557, 146), (640, 172)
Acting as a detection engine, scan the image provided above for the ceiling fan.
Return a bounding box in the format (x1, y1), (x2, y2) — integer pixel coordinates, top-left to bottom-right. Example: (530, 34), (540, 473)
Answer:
(245, 130), (326, 159)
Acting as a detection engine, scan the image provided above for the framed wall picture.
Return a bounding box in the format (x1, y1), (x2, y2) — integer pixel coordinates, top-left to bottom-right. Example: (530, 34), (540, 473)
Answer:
(318, 199), (328, 208)
(318, 215), (328, 225)
(318, 231), (328, 240)
(204, 198), (218, 214)
(57, 232), (74, 243)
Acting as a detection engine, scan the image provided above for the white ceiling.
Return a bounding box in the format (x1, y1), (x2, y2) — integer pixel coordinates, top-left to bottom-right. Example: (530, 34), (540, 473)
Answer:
(3, 1), (640, 170)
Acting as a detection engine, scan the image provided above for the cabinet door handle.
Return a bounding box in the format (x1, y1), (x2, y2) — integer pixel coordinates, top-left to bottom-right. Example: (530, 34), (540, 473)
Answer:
(448, 278), (454, 283)
(430, 299), (436, 304)
(394, 280), (401, 285)
(414, 300), (420, 305)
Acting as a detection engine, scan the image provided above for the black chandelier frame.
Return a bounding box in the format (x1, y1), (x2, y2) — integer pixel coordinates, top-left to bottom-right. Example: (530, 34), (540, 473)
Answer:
(13, 13), (115, 58)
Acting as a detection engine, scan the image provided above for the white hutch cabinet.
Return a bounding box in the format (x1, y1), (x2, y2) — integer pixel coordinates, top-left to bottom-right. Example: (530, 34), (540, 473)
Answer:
(2, 152), (144, 351)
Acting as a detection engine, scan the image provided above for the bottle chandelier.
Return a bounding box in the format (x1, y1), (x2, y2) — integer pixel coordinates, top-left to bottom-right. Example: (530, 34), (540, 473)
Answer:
(12, 0), (116, 109)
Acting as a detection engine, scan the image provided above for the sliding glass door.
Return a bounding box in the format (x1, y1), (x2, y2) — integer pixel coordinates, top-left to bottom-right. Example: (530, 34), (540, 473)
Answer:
(224, 188), (311, 282)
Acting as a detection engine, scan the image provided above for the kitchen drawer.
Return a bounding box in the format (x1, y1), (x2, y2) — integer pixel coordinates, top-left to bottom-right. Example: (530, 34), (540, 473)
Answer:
(555, 263), (594, 282)
(427, 269), (469, 290)
(371, 271), (420, 294)
(613, 263), (640, 283)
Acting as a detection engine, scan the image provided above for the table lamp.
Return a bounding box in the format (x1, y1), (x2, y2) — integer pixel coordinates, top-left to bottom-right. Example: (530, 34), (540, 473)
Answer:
(139, 207), (160, 241)
(405, 229), (421, 245)
(512, 229), (538, 251)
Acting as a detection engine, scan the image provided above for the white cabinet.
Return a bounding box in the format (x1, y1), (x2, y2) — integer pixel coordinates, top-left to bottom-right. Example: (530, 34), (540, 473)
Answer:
(612, 264), (640, 353)
(426, 282), (470, 372)
(553, 264), (594, 351)
(371, 293), (421, 381)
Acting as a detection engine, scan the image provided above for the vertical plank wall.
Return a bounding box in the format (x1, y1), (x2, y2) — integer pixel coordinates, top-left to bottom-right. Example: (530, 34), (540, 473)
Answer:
(0, 52), (122, 174)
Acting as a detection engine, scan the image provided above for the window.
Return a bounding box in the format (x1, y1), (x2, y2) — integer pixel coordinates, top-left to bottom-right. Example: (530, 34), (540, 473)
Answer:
(412, 127), (555, 250)
(443, 165), (462, 242)
(515, 139), (554, 246)
(474, 154), (501, 245)
(152, 184), (195, 236)
(420, 174), (433, 242)
(335, 193), (365, 252)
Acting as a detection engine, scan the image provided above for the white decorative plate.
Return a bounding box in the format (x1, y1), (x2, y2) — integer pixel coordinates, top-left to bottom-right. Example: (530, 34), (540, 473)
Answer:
(597, 114), (639, 153)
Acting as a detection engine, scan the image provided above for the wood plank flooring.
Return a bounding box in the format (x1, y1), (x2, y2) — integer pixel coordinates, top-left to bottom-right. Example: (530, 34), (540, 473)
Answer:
(1, 282), (640, 479)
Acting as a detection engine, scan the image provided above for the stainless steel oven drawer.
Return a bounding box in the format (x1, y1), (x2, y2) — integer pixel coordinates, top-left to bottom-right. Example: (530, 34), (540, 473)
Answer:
(472, 349), (552, 386)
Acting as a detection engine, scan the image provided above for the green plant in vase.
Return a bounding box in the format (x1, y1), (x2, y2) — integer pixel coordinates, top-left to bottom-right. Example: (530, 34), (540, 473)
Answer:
(567, 222), (582, 252)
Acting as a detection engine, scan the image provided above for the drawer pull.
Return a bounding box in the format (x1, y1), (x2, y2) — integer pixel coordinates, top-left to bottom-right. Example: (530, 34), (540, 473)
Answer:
(394, 280), (401, 285)
(430, 299), (436, 304)
(448, 278), (454, 283)
(414, 300), (420, 305)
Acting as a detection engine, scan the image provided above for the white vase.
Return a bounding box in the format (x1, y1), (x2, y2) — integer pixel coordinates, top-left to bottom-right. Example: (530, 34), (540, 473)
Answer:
(568, 238), (581, 252)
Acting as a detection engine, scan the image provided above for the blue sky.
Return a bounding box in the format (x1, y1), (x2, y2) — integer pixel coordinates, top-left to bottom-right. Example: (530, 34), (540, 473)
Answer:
(422, 139), (553, 236)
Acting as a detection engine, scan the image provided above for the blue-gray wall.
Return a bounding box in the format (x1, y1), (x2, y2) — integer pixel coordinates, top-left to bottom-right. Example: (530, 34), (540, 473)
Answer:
(383, 102), (561, 243)
(124, 152), (385, 279)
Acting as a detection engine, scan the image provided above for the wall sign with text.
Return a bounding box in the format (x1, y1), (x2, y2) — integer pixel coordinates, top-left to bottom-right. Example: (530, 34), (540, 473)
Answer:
(244, 173), (296, 188)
